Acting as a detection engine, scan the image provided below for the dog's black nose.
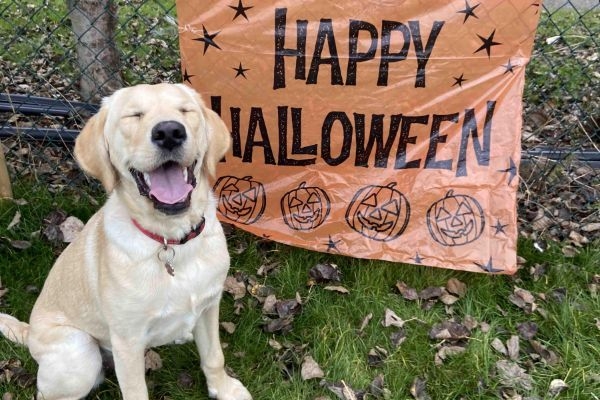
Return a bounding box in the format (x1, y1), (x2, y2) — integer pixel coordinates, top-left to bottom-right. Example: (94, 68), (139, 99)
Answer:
(151, 121), (187, 151)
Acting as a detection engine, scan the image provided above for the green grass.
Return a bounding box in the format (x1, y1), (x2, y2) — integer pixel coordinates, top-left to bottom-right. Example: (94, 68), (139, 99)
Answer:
(0, 183), (598, 399)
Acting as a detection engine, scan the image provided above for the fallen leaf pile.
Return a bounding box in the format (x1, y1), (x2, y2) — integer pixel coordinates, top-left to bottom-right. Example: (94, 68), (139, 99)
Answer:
(320, 374), (391, 400)
(41, 209), (84, 245)
(396, 278), (467, 311)
(485, 285), (567, 398)
(0, 359), (35, 389)
(220, 254), (586, 399)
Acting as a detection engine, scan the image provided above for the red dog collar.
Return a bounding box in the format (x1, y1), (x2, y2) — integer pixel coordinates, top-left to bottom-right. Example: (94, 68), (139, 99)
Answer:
(131, 217), (205, 245)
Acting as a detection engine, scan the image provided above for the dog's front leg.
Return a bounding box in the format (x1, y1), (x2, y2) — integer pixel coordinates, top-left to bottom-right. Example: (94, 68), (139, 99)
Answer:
(110, 333), (149, 400)
(194, 301), (252, 400)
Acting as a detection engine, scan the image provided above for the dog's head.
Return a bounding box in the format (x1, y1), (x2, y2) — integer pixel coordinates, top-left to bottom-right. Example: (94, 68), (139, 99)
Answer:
(75, 83), (230, 219)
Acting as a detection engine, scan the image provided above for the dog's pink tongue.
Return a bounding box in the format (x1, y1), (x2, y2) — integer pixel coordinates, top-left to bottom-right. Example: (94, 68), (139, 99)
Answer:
(148, 164), (193, 204)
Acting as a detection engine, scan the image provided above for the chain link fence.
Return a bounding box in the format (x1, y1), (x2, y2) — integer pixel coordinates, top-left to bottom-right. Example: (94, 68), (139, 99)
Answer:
(0, 0), (598, 246)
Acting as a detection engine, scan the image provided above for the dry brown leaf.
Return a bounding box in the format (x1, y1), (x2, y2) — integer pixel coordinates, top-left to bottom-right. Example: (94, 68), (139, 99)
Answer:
(514, 287), (535, 304)
(390, 329), (407, 348)
(529, 340), (559, 365)
(446, 278), (467, 297)
(9, 240), (31, 250)
(509, 287), (537, 314)
(495, 360), (533, 391)
(257, 261), (279, 276)
(410, 376), (431, 400)
(341, 381), (359, 400)
(220, 322), (236, 334)
(516, 322), (538, 340)
(429, 321), (470, 341)
(309, 263), (342, 283)
(144, 349), (163, 372)
(463, 315), (478, 331)
(268, 338), (283, 351)
(434, 345), (466, 365)
(6, 211), (20, 230)
(440, 293), (460, 305)
(529, 263), (547, 282)
(42, 209), (67, 242)
(262, 294), (277, 315)
(275, 299), (302, 318)
(568, 230), (589, 246)
(369, 374), (391, 399)
(367, 346), (388, 367)
(581, 222), (600, 232)
(263, 317), (294, 334)
(382, 308), (405, 328)
(59, 215), (84, 243)
(507, 335), (520, 361)
(300, 355), (324, 380)
(548, 379), (568, 397)
(491, 338), (508, 356)
(321, 380), (363, 400)
(561, 245), (579, 257)
(418, 286), (443, 300)
(324, 285), (349, 294)
(396, 281), (418, 301)
(223, 275), (247, 300)
(480, 322), (491, 333)
(248, 283), (276, 302)
(358, 312), (373, 334)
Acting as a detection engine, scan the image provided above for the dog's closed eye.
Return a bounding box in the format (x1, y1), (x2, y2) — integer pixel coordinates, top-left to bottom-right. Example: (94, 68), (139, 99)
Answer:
(124, 112), (144, 119)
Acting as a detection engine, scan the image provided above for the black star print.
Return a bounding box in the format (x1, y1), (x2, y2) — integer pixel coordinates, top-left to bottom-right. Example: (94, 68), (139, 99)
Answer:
(474, 29), (502, 58)
(458, 1), (480, 23)
(229, 0), (253, 21)
(233, 62), (249, 79)
(498, 157), (517, 185)
(493, 220), (508, 235)
(452, 73), (467, 88)
(502, 59), (518, 74)
(193, 25), (221, 55)
(412, 252), (424, 264)
(324, 236), (341, 253)
(475, 257), (503, 273)
(182, 68), (194, 84)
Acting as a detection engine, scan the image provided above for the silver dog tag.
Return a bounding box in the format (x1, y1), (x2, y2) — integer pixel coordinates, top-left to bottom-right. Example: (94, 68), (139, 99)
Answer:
(158, 241), (176, 277)
(164, 261), (175, 277)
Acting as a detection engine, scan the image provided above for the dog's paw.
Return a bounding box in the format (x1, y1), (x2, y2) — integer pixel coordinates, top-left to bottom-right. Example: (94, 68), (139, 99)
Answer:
(208, 375), (252, 400)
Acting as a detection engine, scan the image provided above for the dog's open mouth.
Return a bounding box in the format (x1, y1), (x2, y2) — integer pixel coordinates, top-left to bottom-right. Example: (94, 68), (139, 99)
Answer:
(130, 161), (197, 215)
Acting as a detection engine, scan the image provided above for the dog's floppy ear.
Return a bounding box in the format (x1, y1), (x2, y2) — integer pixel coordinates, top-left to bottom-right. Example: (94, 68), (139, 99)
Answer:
(74, 107), (117, 192)
(202, 107), (232, 178)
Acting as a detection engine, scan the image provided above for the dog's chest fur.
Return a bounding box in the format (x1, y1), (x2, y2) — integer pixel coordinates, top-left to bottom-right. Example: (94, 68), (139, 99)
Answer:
(95, 200), (230, 348)
(143, 268), (225, 347)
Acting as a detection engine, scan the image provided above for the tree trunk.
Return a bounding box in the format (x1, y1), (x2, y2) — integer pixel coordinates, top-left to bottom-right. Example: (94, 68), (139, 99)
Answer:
(67, 0), (123, 103)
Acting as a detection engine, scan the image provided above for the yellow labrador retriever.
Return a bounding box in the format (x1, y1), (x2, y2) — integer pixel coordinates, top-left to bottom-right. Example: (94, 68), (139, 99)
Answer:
(0, 83), (252, 400)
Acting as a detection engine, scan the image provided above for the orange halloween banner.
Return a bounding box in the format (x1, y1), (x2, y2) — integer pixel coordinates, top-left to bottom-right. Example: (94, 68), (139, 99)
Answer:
(177, 0), (542, 274)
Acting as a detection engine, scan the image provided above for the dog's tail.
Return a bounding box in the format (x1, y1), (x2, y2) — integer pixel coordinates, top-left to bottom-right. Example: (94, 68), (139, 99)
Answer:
(0, 313), (29, 345)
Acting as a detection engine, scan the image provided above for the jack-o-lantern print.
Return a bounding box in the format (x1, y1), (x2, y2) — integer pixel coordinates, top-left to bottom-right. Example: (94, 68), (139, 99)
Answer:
(281, 182), (331, 231)
(427, 190), (485, 246)
(345, 182), (410, 242)
(213, 175), (266, 225)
